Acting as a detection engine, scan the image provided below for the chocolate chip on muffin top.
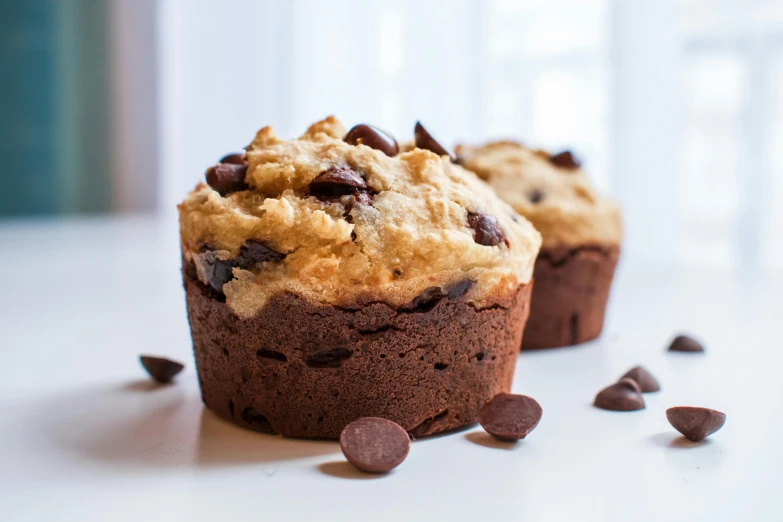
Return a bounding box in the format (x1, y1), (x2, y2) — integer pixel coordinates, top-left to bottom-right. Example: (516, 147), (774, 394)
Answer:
(179, 117), (542, 318)
(455, 141), (622, 248)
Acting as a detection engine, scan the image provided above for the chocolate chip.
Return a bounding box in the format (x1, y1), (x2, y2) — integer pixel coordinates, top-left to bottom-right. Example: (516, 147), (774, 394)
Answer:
(236, 240), (285, 268)
(306, 347), (353, 368)
(199, 241), (284, 294)
(467, 212), (507, 247)
(337, 191), (374, 216)
(433, 362), (448, 371)
(528, 189), (545, 204)
(139, 355), (184, 383)
(549, 150), (580, 170)
(240, 407), (276, 434)
(666, 406), (726, 442)
(478, 393), (543, 441)
(309, 166), (369, 200)
(205, 163), (249, 196)
(668, 334), (704, 353)
(219, 152), (247, 165)
(344, 124), (399, 157)
(406, 280), (474, 312)
(414, 121), (454, 160)
(201, 251), (236, 294)
(340, 417), (410, 473)
(621, 366), (660, 393)
(593, 378), (645, 411)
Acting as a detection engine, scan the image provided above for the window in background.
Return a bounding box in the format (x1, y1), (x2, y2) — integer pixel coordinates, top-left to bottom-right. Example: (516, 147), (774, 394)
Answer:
(680, 52), (745, 267)
(484, 0), (611, 191)
(766, 53), (783, 269)
(679, 0), (783, 270)
(0, 0), (110, 216)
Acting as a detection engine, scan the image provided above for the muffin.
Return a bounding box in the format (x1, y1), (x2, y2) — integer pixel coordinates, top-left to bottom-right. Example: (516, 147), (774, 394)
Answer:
(179, 118), (542, 439)
(455, 142), (622, 350)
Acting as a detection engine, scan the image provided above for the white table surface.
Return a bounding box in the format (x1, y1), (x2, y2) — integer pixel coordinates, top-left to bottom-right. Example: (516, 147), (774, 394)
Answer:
(1, 217), (781, 521)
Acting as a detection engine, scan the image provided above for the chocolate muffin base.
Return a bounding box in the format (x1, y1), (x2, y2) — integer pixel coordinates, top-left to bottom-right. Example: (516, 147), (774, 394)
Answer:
(183, 271), (532, 439)
(521, 244), (619, 350)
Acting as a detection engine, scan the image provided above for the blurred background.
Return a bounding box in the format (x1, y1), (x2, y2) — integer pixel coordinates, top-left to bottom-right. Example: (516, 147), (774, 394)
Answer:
(2, 0), (783, 271)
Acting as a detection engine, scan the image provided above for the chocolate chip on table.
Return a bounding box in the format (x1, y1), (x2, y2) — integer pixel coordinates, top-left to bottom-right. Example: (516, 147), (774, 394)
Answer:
(666, 406), (726, 442)
(414, 121), (455, 160)
(668, 334), (704, 353)
(309, 166), (370, 200)
(620, 366), (660, 393)
(344, 124), (399, 157)
(467, 212), (507, 247)
(219, 152), (247, 165)
(594, 378), (645, 411)
(478, 393), (543, 441)
(139, 355), (184, 383)
(528, 189), (545, 204)
(549, 150), (580, 170)
(340, 417), (410, 473)
(205, 163), (249, 196)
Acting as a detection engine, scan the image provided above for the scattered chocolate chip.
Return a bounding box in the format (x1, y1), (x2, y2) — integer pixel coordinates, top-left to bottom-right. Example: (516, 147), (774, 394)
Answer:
(621, 366), (660, 393)
(240, 407), (276, 434)
(309, 166), (369, 200)
(467, 212), (507, 247)
(205, 163), (249, 196)
(668, 334), (704, 353)
(340, 417), (410, 473)
(414, 121), (454, 160)
(666, 406), (726, 442)
(139, 355), (184, 383)
(594, 378), (645, 411)
(236, 240), (285, 268)
(433, 362), (448, 371)
(528, 189), (545, 204)
(549, 150), (580, 170)
(306, 347), (353, 368)
(219, 152), (246, 165)
(478, 393), (543, 441)
(344, 124), (399, 157)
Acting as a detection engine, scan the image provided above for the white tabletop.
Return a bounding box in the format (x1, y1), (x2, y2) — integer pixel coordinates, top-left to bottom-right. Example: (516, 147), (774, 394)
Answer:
(1, 217), (781, 522)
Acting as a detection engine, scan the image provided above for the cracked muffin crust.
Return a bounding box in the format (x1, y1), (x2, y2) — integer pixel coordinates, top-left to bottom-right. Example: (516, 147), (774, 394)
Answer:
(180, 117), (540, 438)
(179, 117), (541, 319)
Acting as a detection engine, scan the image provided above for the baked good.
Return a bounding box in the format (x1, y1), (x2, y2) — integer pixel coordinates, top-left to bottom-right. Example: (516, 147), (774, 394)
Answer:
(455, 141), (622, 349)
(179, 118), (542, 438)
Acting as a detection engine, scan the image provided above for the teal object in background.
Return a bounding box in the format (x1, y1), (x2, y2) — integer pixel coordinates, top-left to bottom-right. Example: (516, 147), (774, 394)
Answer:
(0, 0), (110, 216)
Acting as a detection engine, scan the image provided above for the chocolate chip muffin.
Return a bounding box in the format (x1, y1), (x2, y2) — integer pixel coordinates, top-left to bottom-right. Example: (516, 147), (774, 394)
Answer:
(179, 118), (542, 439)
(455, 141), (622, 350)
